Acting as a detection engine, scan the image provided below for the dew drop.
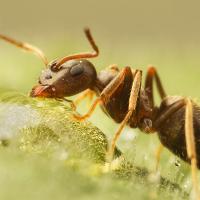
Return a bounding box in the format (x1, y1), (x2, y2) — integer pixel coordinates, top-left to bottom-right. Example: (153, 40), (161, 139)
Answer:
(175, 159), (181, 167)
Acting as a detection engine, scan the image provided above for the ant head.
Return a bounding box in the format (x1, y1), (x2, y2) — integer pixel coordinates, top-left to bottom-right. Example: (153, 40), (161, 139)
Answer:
(30, 59), (97, 98)
(30, 28), (99, 98)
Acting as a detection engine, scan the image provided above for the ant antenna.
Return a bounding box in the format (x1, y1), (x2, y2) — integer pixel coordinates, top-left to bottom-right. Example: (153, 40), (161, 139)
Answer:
(0, 34), (48, 66)
(55, 28), (99, 69)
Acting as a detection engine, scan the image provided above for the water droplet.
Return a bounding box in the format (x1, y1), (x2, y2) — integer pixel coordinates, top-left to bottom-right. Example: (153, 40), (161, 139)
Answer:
(144, 155), (148, 161)
(148, 171), (160, 183)
(175, 159), (181, 167)
(58, 150), (68, 160)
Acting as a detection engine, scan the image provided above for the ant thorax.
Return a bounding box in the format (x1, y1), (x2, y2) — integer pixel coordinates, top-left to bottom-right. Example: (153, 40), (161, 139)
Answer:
(93, 68), (119, 94)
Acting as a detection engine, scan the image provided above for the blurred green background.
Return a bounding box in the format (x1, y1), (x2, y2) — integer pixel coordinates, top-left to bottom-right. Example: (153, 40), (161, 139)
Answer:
(1, 0), (200, 96)
(0, 0), (200, 199)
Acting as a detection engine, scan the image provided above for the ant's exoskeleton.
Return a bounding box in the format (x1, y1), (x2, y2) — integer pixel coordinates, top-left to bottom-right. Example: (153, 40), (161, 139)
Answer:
(0, 29), (200, 199)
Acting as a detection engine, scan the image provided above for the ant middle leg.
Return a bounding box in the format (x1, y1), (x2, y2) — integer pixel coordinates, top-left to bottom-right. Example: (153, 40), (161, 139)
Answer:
(145, 66), (167, 107)
(144, 66), (167, 170)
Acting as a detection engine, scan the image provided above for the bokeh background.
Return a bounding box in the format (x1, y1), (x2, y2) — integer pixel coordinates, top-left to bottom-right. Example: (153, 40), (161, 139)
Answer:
(0, 0), (200, 199)
(1, 0), (200, 96)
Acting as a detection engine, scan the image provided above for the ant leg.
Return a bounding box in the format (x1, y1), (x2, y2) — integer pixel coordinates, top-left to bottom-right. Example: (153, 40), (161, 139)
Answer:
(145, 66), (167, 169)
(73, 98), (102, 121)
(55, 28), (99, 68)
(0, 34), (48, 66)
(59, 90), (94, 113)
(73, 67), (132, 121)
(185, 99), (199, 199)
(154, 98), (200, 198)
(55, 98), (77, 112)
(145, 66), (167, 107)
(62, 98), (77, 111)
(153, 99), (185, 170)
(100, 67), (134, 104)
(154, 144), (164, 171)
(107, 70), (142, 161)
(108, 64), (120, 72)
(154, 100), (185, 127)
(74, 89), (94, 106)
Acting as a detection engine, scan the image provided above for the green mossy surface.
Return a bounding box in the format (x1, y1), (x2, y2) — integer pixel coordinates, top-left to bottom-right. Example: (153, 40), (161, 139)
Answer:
(0, 93), (189, 200)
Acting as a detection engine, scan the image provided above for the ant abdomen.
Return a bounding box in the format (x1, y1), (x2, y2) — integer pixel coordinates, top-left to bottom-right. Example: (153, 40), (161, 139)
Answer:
(155, 96), (200, 168)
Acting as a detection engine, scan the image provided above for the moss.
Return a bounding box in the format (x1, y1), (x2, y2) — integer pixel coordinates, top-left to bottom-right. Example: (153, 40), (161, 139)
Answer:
(0, 92), (189, 200)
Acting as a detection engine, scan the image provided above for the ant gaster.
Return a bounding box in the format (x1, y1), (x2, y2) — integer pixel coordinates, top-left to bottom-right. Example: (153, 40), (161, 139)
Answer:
(0, 29), (199, 199)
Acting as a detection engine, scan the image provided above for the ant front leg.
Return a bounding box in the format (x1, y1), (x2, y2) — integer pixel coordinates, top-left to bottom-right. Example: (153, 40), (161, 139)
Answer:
(106, 69), (142, 161)
(59, 98), (77, 112)
(73, 67), (132, 121)
(73, 98), (102, 121)
(74, 89), (95, 107)
(185, 99), (200, 200)
(73, 67), (142, 162)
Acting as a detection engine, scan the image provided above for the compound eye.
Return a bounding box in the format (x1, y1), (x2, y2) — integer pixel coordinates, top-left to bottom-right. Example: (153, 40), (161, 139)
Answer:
(70, 64), (84, 76)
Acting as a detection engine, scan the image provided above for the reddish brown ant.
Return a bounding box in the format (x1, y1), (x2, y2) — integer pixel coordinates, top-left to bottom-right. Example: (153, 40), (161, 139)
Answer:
(0, 29), (200, 199)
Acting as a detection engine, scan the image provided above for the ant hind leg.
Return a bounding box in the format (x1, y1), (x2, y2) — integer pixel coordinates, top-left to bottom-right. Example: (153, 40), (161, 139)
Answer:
(185, 98), (200, 200)
(154, 144), (164, 172)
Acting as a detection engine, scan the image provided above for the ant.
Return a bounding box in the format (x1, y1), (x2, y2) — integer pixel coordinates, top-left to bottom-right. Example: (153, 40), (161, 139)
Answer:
(0, 29), (200, 199)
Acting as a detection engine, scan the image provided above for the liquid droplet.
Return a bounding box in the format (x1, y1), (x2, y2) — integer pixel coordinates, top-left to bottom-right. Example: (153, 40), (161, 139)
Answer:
(175, 159), (181, 167)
